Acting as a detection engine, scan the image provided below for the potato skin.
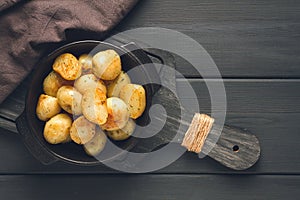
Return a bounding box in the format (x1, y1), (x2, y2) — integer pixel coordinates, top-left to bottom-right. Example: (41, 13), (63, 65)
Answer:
(36, 94), (61, 121)
(107, 118), (136, 141)
(43, 71), (71, 97)
(106, 71), (131, 97)
(119, 84), (146, 119)
(44, 113), (72, 144)
(56, 86), (82, 115)
(70, 115), (96, 144)
(74, 74), (107, 95)
(92, 49), (121, 80)
(53, 53), (81, 80)
(81, 88), (108, 125)
(100, 97), (129, 131)
(84, 127), (107, 156)
(79, 54), (93, 74)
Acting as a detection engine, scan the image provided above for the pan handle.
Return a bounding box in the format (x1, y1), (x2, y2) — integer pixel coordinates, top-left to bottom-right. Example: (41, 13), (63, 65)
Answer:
(121, 43), (176, 89)
(16, 112), (58, 165)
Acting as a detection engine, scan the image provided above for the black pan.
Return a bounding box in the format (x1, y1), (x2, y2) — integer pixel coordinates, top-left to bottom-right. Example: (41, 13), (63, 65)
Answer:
(16, 40), (161, 165)
(15, 40), (261, 170)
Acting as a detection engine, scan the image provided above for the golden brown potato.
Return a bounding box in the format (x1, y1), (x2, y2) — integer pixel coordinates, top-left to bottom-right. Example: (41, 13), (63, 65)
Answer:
(100, 97), (129, 131)
(79, 54), (93, 74)
(106, 71), (131, 97)
(81, 88), (108, 125)
(56, 86), (82, 115)
(119, 84), (146, 119)
(43, 71), (72, 97)
(84, 127), (107, 156)
(107, 118), (136, 141)
(53, 53), (81, 80)
(70, 115), (96, 144)
(43, 113), (72, 144)
(36, 94), (61, 121)
(92, 49), (121, 80)
(74, 74), (107, 95)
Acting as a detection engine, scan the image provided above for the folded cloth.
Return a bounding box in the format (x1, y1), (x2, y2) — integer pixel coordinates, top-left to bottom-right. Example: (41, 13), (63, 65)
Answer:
(0, 0), (139, 103)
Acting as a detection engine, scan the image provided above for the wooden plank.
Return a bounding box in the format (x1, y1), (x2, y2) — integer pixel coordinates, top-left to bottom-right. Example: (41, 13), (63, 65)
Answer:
(1, 79), (300, 173)
(0, 118), (16, 133)
(115, 0), (300, 78)
(0, 174), (299, 200)
(206, 124), (261, 171)
(177, 79), (300, 113)
(0, 112), (299, 174)
(1, 79), (300, 126)
(1, 2), (299, 199)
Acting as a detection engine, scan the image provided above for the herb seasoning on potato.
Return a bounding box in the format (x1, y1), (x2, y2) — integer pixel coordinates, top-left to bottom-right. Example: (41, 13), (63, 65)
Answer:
(53, 53), (82, 80)
(43, 71), (71, 97)
(37, 49), (147, 157)
(106, 71), (131, 97)
(56, 86), (82, 115)
(92, 49), (121, 80)
(78, 54), (93, 74)
(74, 74), (107, 95)
(70, 115), (96, 145)
(81, 88), (108, 125)
(36, 94), (61, 121)
(119, 84), (146, 119)
(100, 97), (130, 131)
(84, 127), (107, 156)
(107, 118), (136, 141)
(43, 113), (72, 144)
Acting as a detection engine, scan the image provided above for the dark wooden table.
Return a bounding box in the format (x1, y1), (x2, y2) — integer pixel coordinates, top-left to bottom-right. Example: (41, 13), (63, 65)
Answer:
(1, 0), (300, 199)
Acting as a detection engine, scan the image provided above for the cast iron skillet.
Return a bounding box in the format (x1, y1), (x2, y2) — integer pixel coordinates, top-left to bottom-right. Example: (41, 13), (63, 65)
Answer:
(16, 40), (160, 165)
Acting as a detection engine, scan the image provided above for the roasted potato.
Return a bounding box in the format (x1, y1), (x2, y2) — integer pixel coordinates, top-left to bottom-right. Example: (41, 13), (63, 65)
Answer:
(43, 71), (71, 97)
(36, 94), (61, 121)
(107, 118), (136, 141)
(79, 54), (93, 74)
(119, 84), (146, 119)
(81, 88), (108, 125)
(106, 71), (131, 97)
(100, 97), (129, 131)
(70, 115), (96, 144)
(92, 49), (121, 80)
(74, 74), (107, 95)
(44, 113), (72, 144)
(53, 53), (81, 80)
(83, 127), (107, 156)
(56, 86), (82, 115)
(38, 48), (149, 152)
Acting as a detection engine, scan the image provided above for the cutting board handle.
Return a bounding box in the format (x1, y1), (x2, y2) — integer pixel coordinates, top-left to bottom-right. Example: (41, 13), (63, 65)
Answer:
(121, 42), (261, 170)
(207, 123), (260, 170)
(182, 113), (261, 170)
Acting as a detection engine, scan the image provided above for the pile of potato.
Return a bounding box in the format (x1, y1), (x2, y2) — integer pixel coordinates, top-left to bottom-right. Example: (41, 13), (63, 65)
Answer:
(36, 49), (146, 156)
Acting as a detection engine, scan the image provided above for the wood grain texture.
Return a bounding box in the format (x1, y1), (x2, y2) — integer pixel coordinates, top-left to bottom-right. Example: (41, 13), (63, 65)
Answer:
(177, 79), (300, 113)
(115, 0), (300, 78)
(0, 79), (299, 173)
(180, 113), (261, 170)
(0, 0), (300, 198)
(2, 79), (300, 127)
(0, 175), (299, 200)
(206, 124), (260, 170)
(0, 112), (299, 174)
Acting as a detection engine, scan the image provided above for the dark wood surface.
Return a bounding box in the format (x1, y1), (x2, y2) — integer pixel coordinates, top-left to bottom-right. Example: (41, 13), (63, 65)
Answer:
(1, 0), (300, 199)
(206, 124), (260, 171)
(0, 175), (299, 200)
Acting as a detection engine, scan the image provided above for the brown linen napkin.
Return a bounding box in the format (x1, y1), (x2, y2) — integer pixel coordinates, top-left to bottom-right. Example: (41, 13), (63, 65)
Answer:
(0, 0), (139, 103)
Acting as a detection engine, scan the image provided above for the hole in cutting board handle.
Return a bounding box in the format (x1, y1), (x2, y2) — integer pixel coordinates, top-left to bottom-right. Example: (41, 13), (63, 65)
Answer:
(207, 124), (260, 170)
(232, 145), (239, 152)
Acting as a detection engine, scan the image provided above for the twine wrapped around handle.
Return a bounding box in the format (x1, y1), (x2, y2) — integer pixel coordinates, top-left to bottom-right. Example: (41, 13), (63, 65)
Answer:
(181, 113), (214, 153)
